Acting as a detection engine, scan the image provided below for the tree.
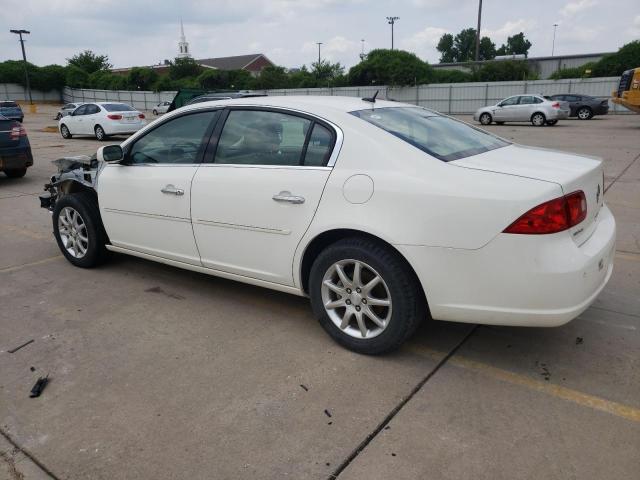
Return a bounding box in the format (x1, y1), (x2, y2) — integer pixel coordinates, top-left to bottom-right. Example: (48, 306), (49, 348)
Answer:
(127, 67), (158, 90)
(348, 49), (433, 86)
(65, 65), (89, 88)
(169, 57), (202, 80)
(592, 40), (640, 76)
(496, 32), (532, 57)
(288, 66), (317, 88)
(311, 60), (345, 87)
(67, 50), (112, 74)
(253, 66), (289, 89)
(474, 60), (534, 81)
(436, 29), (496, 62)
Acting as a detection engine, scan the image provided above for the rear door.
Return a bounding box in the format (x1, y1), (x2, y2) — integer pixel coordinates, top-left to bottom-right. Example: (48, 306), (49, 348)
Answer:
(516, 95), (537, 120)
(191, 107), (338, 286)
(0, 117), (18, 149)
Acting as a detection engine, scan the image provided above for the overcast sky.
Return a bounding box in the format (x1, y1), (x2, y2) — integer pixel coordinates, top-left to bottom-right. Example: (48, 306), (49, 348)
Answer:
(1, 0), (639, 70)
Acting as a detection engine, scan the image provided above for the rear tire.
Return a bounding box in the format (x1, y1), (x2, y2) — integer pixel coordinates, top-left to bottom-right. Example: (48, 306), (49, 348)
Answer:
(495, 121), (505, 125)
(4, 168), (27, 178)
(94, 125), (107, 141)
(531, 112), (546, 126)
(479, 113), (492, 125)
(546, 120), (558, 126)
(577, 107), (593, 120)
(60, 124), (72, 139)
(309, 237), (425, 355)
(52, 191), (109, 268)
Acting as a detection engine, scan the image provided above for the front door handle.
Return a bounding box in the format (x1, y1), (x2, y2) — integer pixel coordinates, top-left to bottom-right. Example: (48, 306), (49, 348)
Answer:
(161, 184), (184, 196)
(273, 191), (305, 204)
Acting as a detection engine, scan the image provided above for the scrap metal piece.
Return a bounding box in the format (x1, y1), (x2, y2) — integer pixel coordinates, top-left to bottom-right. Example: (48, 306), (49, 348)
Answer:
(29, 375), (49, 398)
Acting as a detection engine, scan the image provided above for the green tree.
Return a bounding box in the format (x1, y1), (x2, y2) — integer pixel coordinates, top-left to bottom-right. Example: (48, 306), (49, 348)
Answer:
(169, 57), (202, 80)
(437, 29), (496, 62)
(311, 60), (346, 87)
(348, 49), (433, 86)
(474, 60), (534, 81)
(592, 40), (640, 76)
(152, 75), (176, 92)
(479, 37), (496, 61)
(33, 65), (67, 91)
(288, 66), (317, 88)
(127, 67), (158, 90)
(437, 34), (455, 62)
(496, 32), (532, 57)
(253, 66), (289, 89)
(67, 50), (112, 74)
(65, 65), (89, 88)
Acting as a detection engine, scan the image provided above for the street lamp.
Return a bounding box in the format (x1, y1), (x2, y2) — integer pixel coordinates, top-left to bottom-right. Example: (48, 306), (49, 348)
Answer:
(9, 29), (32, 105)
(552, 24), (559, 56)
(475, 0), (483, 61)
(386, 16), (399, 50)
(360, 39), (366, 61)
(316, 42), (323, 64)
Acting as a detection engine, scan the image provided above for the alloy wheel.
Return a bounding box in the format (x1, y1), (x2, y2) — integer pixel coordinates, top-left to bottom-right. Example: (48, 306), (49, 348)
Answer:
(532, 113), (545, 126)
(95, 126), (105, 140)
(57, 206), (89, 258)
(578, 108), (591, 120)
(321, 259), (392, 339)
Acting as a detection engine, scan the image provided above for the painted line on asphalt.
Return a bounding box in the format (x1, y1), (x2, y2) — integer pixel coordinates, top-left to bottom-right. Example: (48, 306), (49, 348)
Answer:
(409, 346), (640, 423)
(0, 255), (63, 273)
(615, 251), (640, 262)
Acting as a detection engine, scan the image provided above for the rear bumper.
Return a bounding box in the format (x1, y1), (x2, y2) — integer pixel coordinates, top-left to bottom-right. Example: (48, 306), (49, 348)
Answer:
(0, 144), (33, 170)
(396, 204), (616, 327)
(104, 122), (145, 135)
(594, 105), (609, 115)
(549, 109), (570, 120)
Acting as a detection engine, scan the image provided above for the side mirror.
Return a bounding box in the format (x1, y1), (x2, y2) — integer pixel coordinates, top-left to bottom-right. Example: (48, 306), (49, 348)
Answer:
(97, 144), (124, 163)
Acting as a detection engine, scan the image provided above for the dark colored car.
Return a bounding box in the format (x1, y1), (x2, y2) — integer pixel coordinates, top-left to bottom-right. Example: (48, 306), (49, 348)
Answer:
(185, 92), (267, 106)
(0, 114), (33, 178)
(0, 101), (24, 123)
(549, 94), (609, 120)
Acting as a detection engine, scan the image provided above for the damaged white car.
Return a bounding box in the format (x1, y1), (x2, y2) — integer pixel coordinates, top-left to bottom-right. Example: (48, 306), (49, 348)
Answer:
(41, 96), (615, 354)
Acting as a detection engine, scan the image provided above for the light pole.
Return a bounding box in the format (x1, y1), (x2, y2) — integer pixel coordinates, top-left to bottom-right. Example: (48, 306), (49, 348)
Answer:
(552, 24), (558, 56)
(386, 16), (399, 50)
(316, 42), (323, 64)
(9, 29), (32, 105)
(360, 39), (366, 61)
(475, 0), (483, 61)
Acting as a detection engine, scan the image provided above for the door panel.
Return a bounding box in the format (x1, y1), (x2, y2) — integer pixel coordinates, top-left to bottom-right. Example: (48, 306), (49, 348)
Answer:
(191, 165), (330, 285)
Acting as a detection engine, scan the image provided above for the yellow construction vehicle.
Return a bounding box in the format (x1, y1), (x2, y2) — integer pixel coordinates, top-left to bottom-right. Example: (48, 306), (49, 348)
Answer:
(611, 68), (640, 113)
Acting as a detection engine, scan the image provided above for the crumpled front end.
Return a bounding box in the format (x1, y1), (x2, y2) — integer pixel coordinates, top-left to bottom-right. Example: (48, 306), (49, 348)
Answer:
(39, 155), (100, 211)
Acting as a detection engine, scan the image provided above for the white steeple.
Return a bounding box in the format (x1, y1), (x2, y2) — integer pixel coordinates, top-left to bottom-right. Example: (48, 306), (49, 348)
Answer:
(178, 19), (191, 58)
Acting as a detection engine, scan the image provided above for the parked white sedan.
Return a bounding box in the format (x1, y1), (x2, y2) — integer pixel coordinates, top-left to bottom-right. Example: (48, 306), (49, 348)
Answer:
(59, 102), (146, 140)
(152, 101), (171, 115)
(42, 96), (615, 354)
(474, 94), (570, 126)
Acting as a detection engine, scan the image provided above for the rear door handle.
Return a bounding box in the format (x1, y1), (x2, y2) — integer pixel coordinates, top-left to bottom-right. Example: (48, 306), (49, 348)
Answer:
(161, 184), (184, 196)
(272, 191), (305, 204)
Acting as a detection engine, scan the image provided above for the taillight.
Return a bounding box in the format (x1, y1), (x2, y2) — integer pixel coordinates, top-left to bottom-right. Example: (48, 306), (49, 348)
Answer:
(10, 124), (26, 140)
(138, 113), (145, 119)
(551, 102), (560, 109)
(107, 114), (122, 120)
(503, 191), (587, 235)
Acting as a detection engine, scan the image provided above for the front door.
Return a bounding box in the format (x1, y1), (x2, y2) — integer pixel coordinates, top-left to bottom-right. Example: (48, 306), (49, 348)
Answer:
(493, 96), (520, 121)
(191, 108), (337, 286)
(98, 109), (220, 264)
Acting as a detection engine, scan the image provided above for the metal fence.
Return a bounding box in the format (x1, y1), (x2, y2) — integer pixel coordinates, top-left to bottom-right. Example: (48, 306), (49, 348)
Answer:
(58, 76), (629, 114)
(1, 83), (62, 102)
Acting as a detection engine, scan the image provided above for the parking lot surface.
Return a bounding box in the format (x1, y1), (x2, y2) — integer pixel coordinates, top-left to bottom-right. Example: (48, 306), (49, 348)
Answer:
(1, 105), (639, 479)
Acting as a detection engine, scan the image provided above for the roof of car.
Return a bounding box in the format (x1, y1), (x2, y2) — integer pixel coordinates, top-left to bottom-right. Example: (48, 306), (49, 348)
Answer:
(179, 95), (408, 115)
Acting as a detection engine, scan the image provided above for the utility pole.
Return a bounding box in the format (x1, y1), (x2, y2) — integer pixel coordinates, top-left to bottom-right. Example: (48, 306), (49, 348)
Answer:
(360, 39), (366, 61)
(386, 17), (399, 50)
(475, 0), (483, 61)
(9, 29), (32, 105)
(316, 42), (323, 64)
(552, 24), (558, 56)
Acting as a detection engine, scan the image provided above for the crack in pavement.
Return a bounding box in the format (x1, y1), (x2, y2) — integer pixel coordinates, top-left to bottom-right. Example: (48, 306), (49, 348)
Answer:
(328, 325), (479, 479)
(0, 430), (58, 480)
(604, 151), (640, 194)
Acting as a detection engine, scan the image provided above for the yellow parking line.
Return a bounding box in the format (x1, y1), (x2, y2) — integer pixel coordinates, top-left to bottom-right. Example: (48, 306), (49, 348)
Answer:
(0, 255), (63, 273)
(615, 251), (640, 262)
(408, 346), (640, 423)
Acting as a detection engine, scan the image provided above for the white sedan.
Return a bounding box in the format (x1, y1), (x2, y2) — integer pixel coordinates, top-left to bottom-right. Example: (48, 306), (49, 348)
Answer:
(59, 102), (146, 140)
(42, 96), (615, 354)
(152, 101), (171, 115)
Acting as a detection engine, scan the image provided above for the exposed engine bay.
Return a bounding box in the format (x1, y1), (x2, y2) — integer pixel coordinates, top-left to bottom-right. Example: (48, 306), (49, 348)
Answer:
(40, 155), (101, 211)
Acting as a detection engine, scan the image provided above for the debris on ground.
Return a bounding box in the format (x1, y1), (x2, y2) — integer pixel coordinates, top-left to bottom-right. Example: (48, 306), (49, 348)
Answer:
(299, 384), (308, 392)
(324, 409), (332, 418)
(29, 375), (49, 398)
(8, 339), (34, 354)
(576, 337), (584, 345)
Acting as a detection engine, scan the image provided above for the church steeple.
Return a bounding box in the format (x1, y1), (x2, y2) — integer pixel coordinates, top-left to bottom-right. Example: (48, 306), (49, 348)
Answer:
(178, 19), (191, 58)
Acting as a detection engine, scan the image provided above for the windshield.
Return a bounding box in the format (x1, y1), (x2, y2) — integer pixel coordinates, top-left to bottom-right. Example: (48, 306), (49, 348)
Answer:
(103, 103), (135, 112)
(0, 101), (19, 108)
(350, 107), (509, 162)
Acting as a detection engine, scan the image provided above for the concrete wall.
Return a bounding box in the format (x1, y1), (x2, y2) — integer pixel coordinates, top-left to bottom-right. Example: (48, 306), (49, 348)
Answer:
(61, 76), (629, 115)
(0, 83), (62, 102)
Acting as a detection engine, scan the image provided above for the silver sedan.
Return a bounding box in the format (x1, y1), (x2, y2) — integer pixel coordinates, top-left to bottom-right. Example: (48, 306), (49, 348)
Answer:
(474, 94), (570, 127)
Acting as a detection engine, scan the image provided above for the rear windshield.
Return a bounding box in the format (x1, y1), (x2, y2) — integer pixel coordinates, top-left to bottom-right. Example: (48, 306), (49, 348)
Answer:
(350, 107), (509, 162)
(0, 101), (19, 108)
(102, 103), (135, 112)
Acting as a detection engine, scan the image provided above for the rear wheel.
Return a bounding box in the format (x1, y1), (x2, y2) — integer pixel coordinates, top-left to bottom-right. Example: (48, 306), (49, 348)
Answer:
(60, 124), (72, 139)
(495, 121), (505, 125)
(4, 168), (27, 178)
(479, 113), (492, 125)
(52, 191), (109, 268)
(531, 112), (546, 126)
(94, 125), (107, 141)
(577, 107), (593, 120)
(309, 237), (425, 355)
(546, 120), (558, 126)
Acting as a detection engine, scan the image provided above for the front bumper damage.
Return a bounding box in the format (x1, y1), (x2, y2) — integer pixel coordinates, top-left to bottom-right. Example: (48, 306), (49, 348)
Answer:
(40, 155), (99, 211)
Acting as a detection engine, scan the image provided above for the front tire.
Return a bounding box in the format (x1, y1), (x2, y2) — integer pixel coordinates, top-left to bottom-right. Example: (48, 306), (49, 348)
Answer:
(153, 109), (158, 115)
(53, 192), (108, 268)
(4, 168), (27, 178)
(94, 125), (107, 141)
(309, 237), (425, 355)
(479, 113), (492, 125)
(577, 107), (593, 120)
(531, 112), (546, 126)
(60, 124), (72, 139)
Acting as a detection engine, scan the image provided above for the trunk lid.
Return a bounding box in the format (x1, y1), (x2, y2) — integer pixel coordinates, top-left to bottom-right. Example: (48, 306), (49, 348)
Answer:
(452, 144), (604, 245)
(0, 118), (19, 147)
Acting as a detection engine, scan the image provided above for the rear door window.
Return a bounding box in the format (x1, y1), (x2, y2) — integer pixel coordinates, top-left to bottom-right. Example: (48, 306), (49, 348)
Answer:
(518, 96), (536, 105)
